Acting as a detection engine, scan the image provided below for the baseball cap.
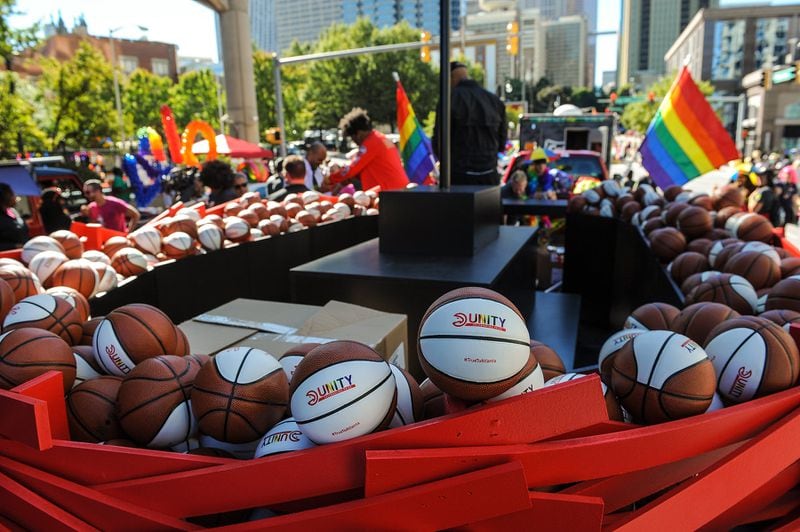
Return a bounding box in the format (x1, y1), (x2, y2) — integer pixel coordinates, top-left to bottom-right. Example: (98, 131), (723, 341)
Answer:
(450, 61), (467, 72)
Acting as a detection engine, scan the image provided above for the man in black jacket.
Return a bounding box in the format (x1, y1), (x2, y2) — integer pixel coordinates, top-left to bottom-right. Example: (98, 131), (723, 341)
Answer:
(433, 61), (507, 186)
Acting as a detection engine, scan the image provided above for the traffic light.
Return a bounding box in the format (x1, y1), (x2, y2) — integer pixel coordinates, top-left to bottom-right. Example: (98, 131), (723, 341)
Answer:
(420, 30), (431, 63)
(506, 21), (519, 56)
(265, 127), (281, 145)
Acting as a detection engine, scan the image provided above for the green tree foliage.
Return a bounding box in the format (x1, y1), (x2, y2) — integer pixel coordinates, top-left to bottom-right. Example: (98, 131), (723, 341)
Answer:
(536, 85), (573, 112)
(621, 74), (715, 133)
(169, 69), (222, 130)
(123, 69), (173, 133)
(253, 46), (308, 140)
(0, 72), (45, 154)
(38, 41), (116, 149)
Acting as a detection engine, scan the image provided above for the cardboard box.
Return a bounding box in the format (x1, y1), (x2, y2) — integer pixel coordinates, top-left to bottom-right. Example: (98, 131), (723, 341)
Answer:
(180, 299), (408, 369)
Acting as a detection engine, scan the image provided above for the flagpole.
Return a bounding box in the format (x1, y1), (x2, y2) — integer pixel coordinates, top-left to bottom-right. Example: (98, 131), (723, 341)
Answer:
(439, 0), (451, 190)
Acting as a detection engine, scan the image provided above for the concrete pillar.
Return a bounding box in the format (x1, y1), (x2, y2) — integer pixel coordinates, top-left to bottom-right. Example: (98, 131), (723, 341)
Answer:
(218, 0), (259, 142)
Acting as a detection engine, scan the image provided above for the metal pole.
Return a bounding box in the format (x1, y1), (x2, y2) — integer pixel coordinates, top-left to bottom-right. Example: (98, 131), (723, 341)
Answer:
(272, 53), (288, 158)
(440, 0), (451, 190)
(736, 93), (745, 155)
(109, 31), (125, 150)
(216, 75), (225, 135)
(518, 11), (525, 104)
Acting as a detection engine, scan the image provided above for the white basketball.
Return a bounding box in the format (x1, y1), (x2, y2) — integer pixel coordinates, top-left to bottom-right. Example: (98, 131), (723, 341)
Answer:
(162, 231), (194, 252)
(598, 329), (643, 381)
(254, 417), (316, 458)
(199, 433), (260, 459)
(171, 438), (200, 453)
(582, 188), (601, 205)
(544, 372), (588, 386)
(279, 355), (305, 383)
(92, 319), (138, 376)
(630, 211), (642, 227)
(599, 198), (615, 218)
(130, 227), (162, 255)
(224, 217), (250, 240)
(302, 191), (320, 204)
(73, 350), (102, 387)
(740, 241), (780, 266)
(198, 224), (224, 251)
(82, 249), (111, 265)
(290, 356), (396, 444)
(706, 393), (725, 413)
(725, 213), (747, 235)
(639, 205), (660, 226)
(353, 190), (371, 207)
(175, 208), (201, 222)
(3, 294), (60, 329)
(366, 208), (380, 216)
(250, 228), (264, 239)
(756, 291), (769, 314)
(620, 331), (712, 394)
(22, 236), (64, 264)
(333, 203), (351, 216)
(388, 364), (421, 427)
(727, 274), (759, 313)
(601, 180), (622, 198)
(675, 191), (691, 203)
(487, 362), (545, 402)
(89, 262), (118, 294)
(27, 250), (68, 284)
(287, 222), (305, 233)
(418, 296), (531, 385)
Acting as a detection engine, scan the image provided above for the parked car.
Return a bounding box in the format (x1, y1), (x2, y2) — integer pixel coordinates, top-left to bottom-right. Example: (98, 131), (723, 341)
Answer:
(502, 149), (609, 187)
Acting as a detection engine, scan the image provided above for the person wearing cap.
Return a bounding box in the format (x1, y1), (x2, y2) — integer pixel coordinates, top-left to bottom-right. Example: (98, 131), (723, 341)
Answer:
(433, 61), (507, 186)
(524, 148), (557, 199)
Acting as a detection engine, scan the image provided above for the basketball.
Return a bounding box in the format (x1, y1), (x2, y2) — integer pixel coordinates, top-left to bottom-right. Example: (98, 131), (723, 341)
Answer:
(198, 223), (225, 251)
(663, 185), (684, 202)
(72, 345), (102, 387)
(624, 302), (680, 330)
(420, 378), (445, 420)
(48, 259), (99, 299)
(611, 331), (716, 424)
(67, 376), (124, 442)
(669, 252), (710, 285)
(253, 418), (316, 459)
(174, 327), (191, 357)
(88, 261), (118, 294)
(766, 275), (800, 313)
(257, 219), (281, 237)
(111, 248), (149, 277)
(642, 217), (664, 235)
(0, 266), (41, 301)
(598, 329), (643, 384)
(620, 202), (641, 222)
(199, 214), (225, 229)
(714, 187), (744, 210)
(712, 242), (746, 270)
(418, 287), (532, 402)
(176, 208), (201, 222)
(0, 328), (75, 392)
(672, 302), (741, 345)
(638, 205), (661, 225)
(704, 317), (800, 404)
(249, 203), (269, 220)
(102, 236), (131, 258)
(567, 195), (587, 214)
(28, 250), (68, 284)
(0, 278), (15, 323)
(709, 228), (733, 240)
(81, 317), (102, 346)
(116, 355), (199, 448)
(735, 213), (774, 243)
(270, 214), (289, 232)
(290, 341), (395, 444)
(3, 294), (82, 345)
(388, 364), (423, 427)
(197, 433), (260, 460)
(602, 382), (625, 421)
(238, 209), (260, 228)
(531, 341), (565, 381)
(775, 247), (791, 259)
(130, 227), (162, 256)
(162, 232), (195, 259)
(739, 241), (780, 266)
(708, 239), (740, 268)
(278, 343), (320, 383)
(760, 309), (800, 333)
(21, 236), (65, 265)
(677, 206), (712, 239)
(780, 258), (800, 279)
(723, 251), (781, 290)
(688, 193), (713, 211)
(756, 288), (770, 314)
(715, 207), (741, 229)
(687, 238), (713, 256)
(192, 346), (289, 443)
(545, 372), (588, 386)
(50, 230), (83, 259)
(664, 202), (690, 227)
(224, 216), (251, 243)
(648, 228), (686, 262)
(93, 303), (181, 376)
(686, 273), (758, 315)
(681, 271), (723, 295)
(82, 249), (111, 265)
(296, 210), (317, 228)
(162, 215), (199, 240)
(487, 349), (545, 402)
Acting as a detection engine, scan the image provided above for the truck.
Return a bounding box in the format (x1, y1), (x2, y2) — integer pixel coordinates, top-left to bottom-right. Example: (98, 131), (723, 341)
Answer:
(518, 113), (617, 167)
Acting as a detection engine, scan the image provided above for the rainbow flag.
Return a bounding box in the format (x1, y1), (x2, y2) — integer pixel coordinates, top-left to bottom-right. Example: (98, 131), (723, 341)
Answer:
(396, 76), (437, 184)
(639, 67), (739, 190)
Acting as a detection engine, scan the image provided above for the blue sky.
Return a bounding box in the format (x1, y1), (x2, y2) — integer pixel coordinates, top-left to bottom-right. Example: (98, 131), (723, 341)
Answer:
(9, 0), (800, 86)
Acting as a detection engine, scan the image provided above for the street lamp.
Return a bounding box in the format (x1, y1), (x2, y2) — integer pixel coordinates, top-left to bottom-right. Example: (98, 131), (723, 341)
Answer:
(109, 25), (149, 150)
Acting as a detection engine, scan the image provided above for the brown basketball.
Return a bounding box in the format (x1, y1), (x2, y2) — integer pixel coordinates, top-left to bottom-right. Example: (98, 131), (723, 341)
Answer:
(162, 215), (199, 240)
(46, 286), (91, 322)
(92, 304), (181, 376)
(531, 341), (565, 381)
(620, 202), (641, 223)
(760, 309), (800, 333)
(686, 273), (758, 315)
(116, 355), (200, 448)
(193, 346), (289, 443)
(672, 302), (740, 345)
(199, 214), (225, 229)
(681, 271), (723, 295)
(614, 194), (635, 210)
(67, 376), (124, 442)
(102, 236), (131, 258)
(266, 201), (287, 218)
(0, 277), (15, 323)
(47, 259), (99, 299)
(175, 327), (191, 357)
(3, 294), (82, 345)
(257, 219), (281, 237)
(296, 210), (317, 228)
(419, 377), (445, 420)
(238, 209), (260, 228)
(712, 242), (745, 270)
(639, 205), (662, 223)
(688, 193), (714, 211)
(663, 185), (685, 202)
(0, 328), (75, 392)
(81, 317), (102, 346)
(677, 206), (713, 239)
(624, 302), (680, 330)
(723, 251), (781, 290)
(649, 228), (686, 263)
(249, 203), (269, 220)
(111, 248), (149, 277)
(708, 228), (733, 240)
(687, 238), (713, 256)
(161, 232), (195, 260)
(0, 266), (41, 301)
(49, 230), (84, 260)
(765, 275), (800, 313)
(735, 214), (774, 243)
(780, 257), (800, 279)
(715, 206), (741, 228)
(670, 252), (709, 284)
(714, 187), (744, 210)
(611, 330), (716, 424)
(284, 202), (303, 219)
(567, 195), (587, 214)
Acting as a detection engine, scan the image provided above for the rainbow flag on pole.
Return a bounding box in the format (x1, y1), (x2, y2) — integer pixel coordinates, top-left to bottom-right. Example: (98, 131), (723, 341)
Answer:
(639, 67), (739, 190)
(395, 73), (437, 184)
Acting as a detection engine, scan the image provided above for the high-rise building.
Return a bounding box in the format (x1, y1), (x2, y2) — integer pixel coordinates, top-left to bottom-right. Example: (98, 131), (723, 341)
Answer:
(342, 1), (462, 35)
(249, 0), (343, 53)
(617, 0), (719, 88)
(543, 16), (587, 87)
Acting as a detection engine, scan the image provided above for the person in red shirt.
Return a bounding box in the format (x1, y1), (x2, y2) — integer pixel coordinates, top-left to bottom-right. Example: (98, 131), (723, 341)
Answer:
(328, 107), (409, 191)
(81, 179), (141, 233)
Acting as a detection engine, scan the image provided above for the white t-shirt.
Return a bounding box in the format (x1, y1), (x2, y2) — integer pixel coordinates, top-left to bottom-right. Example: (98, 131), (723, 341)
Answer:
(304, 159), (324, 190)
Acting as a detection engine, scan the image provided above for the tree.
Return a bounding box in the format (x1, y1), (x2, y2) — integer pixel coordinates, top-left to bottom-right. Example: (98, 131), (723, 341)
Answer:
(38, 41), (116, 149)
(123, 69), (173, 134)
(570, 87), (598, 110)
(0, 72), (45, 155)
(169, 69), (222, 131)
(536, 85), (572, 112)
(621, 73), (715, 133)
(253, 45), (308, 141)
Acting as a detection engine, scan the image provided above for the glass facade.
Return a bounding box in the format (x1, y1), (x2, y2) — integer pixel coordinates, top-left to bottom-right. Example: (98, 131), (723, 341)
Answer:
(755, 17), (789, 68)
(343, 0), (461, 34)
(711, 19), (745, 80)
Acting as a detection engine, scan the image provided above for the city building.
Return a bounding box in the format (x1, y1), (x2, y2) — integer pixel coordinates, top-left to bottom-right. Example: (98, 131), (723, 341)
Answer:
(343, 0), (462, 33)
(741, 64), (800, 155)
(665, 6), (800, 95)
(543, 15), (587, 87)
(618, 0), (719, 89)
(178, 56), (224, 77)
(602, 70), (617, 87)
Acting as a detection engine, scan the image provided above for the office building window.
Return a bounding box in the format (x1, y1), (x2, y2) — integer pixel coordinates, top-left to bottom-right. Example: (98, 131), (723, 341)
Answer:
(119, 55), (138, 74)
(152, 58), (170, 77)
(711, 19), (745, 80)
(755, 17), (789, 68)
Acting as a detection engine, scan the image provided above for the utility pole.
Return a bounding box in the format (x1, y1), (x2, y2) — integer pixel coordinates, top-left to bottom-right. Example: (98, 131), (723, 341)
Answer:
(272, 53), (287, 158)
(440, 0), (451, 189)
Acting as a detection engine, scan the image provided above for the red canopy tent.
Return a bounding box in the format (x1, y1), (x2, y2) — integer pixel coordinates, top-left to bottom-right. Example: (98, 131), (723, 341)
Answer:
(192, 134), (274, 159)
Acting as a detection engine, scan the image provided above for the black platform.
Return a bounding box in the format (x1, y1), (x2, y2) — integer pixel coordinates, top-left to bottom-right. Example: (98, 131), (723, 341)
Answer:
(502, 198), (568, 217)
(290, 226), (537, 378)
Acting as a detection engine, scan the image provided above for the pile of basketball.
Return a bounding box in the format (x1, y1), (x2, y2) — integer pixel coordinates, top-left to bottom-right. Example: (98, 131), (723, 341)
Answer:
(595, 301), (800, 425)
